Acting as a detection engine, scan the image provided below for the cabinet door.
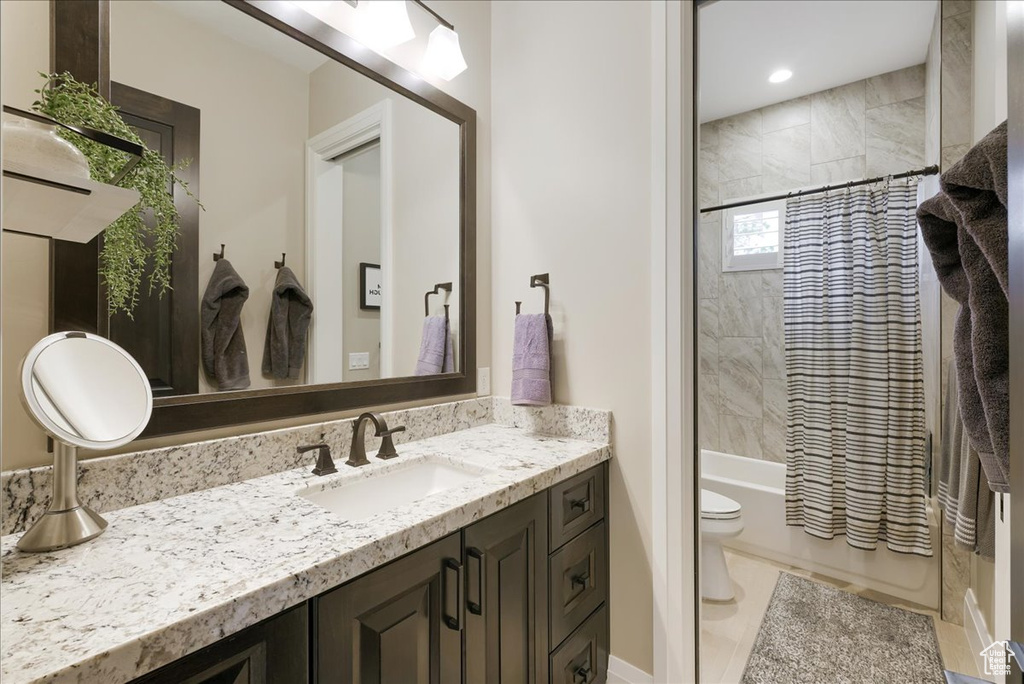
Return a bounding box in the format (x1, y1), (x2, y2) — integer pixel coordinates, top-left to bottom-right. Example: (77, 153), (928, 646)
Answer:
(464, 493), (549, 684)
(130, 604), (307, 684)
(316, 533), (462, 684)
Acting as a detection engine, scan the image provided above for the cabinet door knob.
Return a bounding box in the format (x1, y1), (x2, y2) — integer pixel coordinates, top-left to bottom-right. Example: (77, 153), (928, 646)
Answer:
(571, 570), (591, 589)
(574, 665), (592, 683)
(569, 497), (590, 511)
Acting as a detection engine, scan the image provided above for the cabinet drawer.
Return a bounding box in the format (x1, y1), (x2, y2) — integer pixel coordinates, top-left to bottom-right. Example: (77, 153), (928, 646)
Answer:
(549, 521), (608, 648)
(549, 605), (608, 684)
(549, 464), (606, 551)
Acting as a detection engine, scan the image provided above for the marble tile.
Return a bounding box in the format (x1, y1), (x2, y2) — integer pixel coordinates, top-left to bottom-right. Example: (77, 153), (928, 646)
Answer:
(719, 272), (762, 337)
(866, 96), (925, 176)
(700, 298), (720, 375)
(700, 120), (720, 149)
(761, 96), (810, 133)
(720, 414), (763, 459)
(865, 65), (926, 109)
(761, 269), (783, 297)
(699, 219), (721, 299)
(762, 378), (787, 463)
(941, 143), (971, 171)
(941, 13), (973, 148)
(700, 373), (721, 451)
(762, 124), (811, 193)
(762, 295), (786, 380)
(810, 155), (865, 185)
(718, 110), (761, 182)
(811, 81), (866, 164)
(719, 337), (763, 419)
(942, 0), (970, 18)
(0, 424), (611, 684)
(719, 175), (762, 204)
(700, 123), (721, 209)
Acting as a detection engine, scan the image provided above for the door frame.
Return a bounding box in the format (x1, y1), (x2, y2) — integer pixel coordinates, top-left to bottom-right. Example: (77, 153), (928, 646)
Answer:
(305, 99), (394, 382)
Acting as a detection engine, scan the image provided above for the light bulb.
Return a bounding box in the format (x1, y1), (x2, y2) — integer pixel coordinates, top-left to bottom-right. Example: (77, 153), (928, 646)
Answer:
(422, 25), (468, 81)
(358, 1), (415, 50)
(768, 69), (793, 84)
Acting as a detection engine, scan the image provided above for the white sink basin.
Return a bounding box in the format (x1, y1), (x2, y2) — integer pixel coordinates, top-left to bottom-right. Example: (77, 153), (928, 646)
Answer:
(297, 459), (492, 522)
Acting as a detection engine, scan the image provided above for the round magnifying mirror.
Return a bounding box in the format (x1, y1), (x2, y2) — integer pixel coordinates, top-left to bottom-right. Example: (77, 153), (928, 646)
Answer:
(17, 332), (153, 552)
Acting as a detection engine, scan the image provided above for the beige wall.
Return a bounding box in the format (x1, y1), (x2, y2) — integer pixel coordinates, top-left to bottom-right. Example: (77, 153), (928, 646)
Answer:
(0, 0), (492, 470)
(491, 1), (653, 673)
(1, 0), (58, 470)
(309, 62), (460, 379)
(110, 0), (311, 394)
(341, 145), (382, 382)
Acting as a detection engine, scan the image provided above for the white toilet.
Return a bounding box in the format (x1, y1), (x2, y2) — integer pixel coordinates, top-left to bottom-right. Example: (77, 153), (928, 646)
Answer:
(700, 489), (744, 601)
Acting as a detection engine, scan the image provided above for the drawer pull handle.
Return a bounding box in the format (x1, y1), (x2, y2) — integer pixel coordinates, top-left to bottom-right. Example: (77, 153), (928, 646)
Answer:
(574, 665), (592, 683)
(467, 547), (484, 615)
(442, 557), (463, 631)
(569, 497), (590, 511)
(571, 570), (591, 589)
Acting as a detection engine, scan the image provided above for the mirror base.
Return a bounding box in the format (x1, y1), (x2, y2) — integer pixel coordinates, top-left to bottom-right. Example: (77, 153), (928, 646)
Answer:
(16, 505), (108, 553)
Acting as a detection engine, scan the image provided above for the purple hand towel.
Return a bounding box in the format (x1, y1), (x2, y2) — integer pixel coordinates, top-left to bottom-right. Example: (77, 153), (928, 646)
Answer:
(415, 316), (454, 375)
(511, 313), (553, 406)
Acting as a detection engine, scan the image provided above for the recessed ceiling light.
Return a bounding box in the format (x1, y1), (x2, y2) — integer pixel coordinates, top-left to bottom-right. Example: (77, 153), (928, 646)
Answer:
(769, 69), (793, 84)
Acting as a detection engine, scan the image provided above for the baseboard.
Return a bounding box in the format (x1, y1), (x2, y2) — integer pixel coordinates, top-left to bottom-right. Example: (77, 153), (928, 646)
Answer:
(607, 656), (654, 684)
(963, 588), (995, 682)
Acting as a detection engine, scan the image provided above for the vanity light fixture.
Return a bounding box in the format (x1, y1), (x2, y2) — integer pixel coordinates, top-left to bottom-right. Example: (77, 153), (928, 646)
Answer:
(414, 1), (468, 81)
(357, 0), (415, 50)
(768, 68), (793, 84)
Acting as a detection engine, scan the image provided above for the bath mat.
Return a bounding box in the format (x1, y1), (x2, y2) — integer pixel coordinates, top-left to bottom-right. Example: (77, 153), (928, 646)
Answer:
(740, 573), (944, 684)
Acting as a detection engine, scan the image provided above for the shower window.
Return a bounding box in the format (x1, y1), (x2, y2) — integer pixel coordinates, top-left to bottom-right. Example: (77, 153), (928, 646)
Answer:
(722, 198), (785, 271)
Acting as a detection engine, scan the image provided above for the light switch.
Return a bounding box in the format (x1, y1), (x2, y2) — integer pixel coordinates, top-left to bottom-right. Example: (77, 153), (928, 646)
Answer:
(477, 367), (491, 396)
(349, 352), (370, 370)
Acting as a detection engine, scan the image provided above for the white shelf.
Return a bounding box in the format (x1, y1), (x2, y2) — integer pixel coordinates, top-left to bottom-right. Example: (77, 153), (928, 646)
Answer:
(2, 158), (140, 243)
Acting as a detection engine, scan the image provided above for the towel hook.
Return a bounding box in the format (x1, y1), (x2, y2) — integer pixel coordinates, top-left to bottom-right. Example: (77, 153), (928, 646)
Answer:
(213, 244), (225, 262)
(424, 282), (453, 316)
(532, 270), (548, 317)
(275, 253), (286, 269)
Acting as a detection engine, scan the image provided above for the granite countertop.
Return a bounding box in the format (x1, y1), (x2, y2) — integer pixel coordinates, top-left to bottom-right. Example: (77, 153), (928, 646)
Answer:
(0, 423), (610, 684)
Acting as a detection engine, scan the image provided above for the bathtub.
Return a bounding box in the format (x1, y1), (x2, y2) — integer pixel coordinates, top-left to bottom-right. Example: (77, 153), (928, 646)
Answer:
(701, 449), (940, 609)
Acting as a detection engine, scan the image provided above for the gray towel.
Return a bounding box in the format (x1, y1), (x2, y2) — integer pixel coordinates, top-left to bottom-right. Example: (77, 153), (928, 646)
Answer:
(201, 259), (250, 391)
(511, 313), (553, 406)
(917, 120), (1009, 493)
(414, 316), (454, 375)
(262, 266), (313, 380)
(938, 360), (995, 560)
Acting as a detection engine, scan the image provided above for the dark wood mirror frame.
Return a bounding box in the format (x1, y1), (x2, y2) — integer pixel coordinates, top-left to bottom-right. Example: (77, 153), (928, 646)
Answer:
(50, 0), (477, 438)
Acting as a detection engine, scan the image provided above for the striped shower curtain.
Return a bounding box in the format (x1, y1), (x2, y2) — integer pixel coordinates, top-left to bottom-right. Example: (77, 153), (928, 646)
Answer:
(783, 182), (932, 557)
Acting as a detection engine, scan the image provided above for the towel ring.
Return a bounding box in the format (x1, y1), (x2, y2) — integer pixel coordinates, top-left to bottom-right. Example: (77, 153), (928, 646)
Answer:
(213, 244), (225, 262)
(517, 273), (550, 316)
(424, 282), (453, 317)
(275, 253), (286, 269)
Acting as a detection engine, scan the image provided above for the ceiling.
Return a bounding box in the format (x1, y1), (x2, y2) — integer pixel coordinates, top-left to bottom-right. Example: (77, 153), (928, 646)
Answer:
(699, 0), (939, 123)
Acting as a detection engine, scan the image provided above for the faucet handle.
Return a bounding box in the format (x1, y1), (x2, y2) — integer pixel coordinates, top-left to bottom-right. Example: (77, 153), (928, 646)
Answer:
(298, 443), (337, 476)
(376, 425), (406, 460)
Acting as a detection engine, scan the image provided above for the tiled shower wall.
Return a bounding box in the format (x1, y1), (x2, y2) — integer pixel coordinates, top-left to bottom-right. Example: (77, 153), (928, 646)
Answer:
(698, 65), (927, 461)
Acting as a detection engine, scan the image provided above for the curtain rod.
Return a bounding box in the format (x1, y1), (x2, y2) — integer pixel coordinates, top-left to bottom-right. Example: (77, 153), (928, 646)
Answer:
(699, 164), (939, 214)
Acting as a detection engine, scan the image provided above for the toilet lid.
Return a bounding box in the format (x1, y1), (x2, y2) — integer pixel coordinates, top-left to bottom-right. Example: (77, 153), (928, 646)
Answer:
(701, 489), (741, 520)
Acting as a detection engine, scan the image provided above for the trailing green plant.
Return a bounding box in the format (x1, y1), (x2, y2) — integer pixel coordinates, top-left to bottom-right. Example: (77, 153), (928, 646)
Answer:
(32, 72), (201, 316)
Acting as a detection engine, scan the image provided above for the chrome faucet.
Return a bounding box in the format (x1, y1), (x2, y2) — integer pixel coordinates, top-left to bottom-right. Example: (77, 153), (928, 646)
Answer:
(348, 412), (407, 466)
(297, 443), (337, 476)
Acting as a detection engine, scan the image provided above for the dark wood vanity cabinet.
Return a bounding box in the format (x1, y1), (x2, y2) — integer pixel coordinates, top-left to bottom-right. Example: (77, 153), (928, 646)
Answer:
(129, 464), (609, 684)
(315, 532), (463, 684)
(131, 605), (308, 684)
(464, 493), (549, 684)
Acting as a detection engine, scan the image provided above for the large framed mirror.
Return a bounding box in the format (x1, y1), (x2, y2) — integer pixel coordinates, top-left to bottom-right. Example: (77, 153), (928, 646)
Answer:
(48, 0), (476, 437)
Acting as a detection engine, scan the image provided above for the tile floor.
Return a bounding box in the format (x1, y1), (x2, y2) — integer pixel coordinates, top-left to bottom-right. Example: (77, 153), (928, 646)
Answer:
(700, 548), (984, 683)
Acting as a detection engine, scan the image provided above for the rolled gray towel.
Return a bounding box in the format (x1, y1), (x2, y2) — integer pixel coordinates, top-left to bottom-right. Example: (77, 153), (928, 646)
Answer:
(917, 121), (1008, 493)
(262, 266), (313, 380)
(201, 259), (250, 391)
